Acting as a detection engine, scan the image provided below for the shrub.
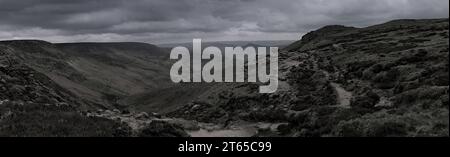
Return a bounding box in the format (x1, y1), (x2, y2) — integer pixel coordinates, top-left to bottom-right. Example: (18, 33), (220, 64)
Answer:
(373, 68), (400, 89)
(370, 121), (408, 137)
(350, 91), (380, 114)
(393, 86), (448, 106)
(277, 124), (292, 135)
(138, 121), (189, 137)
(333, 110), (448, 137)
(0, 103), (131, 137)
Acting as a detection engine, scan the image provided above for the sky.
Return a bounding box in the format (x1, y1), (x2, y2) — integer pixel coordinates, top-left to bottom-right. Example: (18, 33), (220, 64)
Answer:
(0, 0), (448, 44)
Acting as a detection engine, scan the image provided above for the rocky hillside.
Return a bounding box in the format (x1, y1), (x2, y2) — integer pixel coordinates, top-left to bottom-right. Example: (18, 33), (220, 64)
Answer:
(168, 18), (449, 137)
(0, 41), (188, 137)
(1, 48), (124, 136)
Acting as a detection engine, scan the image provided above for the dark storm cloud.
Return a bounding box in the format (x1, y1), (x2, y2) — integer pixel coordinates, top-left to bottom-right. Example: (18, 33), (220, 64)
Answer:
(0, 0), (448, 44)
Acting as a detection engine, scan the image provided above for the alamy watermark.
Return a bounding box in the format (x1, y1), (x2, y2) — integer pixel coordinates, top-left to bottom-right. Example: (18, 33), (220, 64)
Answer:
(170, 39), (278, 93)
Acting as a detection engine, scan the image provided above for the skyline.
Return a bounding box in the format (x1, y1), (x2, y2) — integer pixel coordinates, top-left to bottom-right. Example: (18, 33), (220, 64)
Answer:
(0, 0), (449, 44)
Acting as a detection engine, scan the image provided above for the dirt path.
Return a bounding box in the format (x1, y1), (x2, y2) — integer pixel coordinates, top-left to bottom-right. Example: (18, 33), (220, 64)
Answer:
(188, 127), (257, 137)
(311, 55), (353, 108)
(187, 122), (286, 137)
(330, 83), (352, 108)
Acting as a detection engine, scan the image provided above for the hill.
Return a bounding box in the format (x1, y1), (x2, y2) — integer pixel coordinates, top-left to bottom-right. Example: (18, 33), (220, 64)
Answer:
(168, 18), (449, 137)
(0, 41), (188, 137)
(0, 40), (172, 108)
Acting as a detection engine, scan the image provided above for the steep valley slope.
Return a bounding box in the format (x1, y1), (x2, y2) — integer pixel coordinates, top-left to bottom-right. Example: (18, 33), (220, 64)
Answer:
(0, 41), (176, 108)
(0, 41), (189, 136)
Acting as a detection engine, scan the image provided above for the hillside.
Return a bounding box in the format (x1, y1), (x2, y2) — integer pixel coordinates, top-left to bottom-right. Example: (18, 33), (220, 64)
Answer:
(0, 41), (188, 137)
(0, 47), (129, 136)
(0, 41), (172, 108)
(168, 18), (449, 137)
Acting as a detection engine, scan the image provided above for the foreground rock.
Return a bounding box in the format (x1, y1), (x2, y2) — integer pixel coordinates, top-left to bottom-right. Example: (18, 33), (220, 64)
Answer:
(85, 109), (190, 137)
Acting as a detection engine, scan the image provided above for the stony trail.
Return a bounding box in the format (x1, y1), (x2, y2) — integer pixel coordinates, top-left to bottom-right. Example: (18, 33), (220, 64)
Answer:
(187, 122), (286, 137)
(330, 83), (352, 108)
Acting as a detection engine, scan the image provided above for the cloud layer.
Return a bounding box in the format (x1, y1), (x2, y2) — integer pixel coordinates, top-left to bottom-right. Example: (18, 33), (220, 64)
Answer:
(0, 0), (448, 44)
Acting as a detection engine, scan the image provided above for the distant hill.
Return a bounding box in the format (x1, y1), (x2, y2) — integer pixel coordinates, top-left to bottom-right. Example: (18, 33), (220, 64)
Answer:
(158, 40), (294, 49)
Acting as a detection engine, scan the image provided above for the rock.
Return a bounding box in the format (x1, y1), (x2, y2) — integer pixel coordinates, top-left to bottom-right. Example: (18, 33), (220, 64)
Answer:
(104, 110), (115, 115)
(135, 112), (150, 120)
(191, 104), (201, 110)
(0, 63), (7, 68)
(9, 85), (26, 95)
(297, 53), (310, 60)
(121, 109), (131, 114)
(0, 99), (9, 105)
(151, 112), (162, 118)
(164, 119), (200, 131)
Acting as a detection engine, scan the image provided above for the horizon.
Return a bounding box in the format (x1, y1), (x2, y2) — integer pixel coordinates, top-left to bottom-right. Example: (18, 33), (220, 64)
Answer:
(1, 0), (448, 44)
(1, 17), (448, 46)
(0, 38), (296, 48)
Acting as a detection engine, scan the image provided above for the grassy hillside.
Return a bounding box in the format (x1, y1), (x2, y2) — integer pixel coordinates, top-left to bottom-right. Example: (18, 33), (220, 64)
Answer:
(169, 18), (449, 137)
(0, 41), (188, 137)
(0, 41), (172, 108)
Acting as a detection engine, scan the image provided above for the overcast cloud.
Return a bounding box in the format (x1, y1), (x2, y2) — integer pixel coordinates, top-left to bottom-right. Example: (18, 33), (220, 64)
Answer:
(0, 0), (448, 44)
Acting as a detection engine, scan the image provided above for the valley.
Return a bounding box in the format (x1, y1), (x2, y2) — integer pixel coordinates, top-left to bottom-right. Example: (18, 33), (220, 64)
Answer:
(0, 18), (448, 137)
